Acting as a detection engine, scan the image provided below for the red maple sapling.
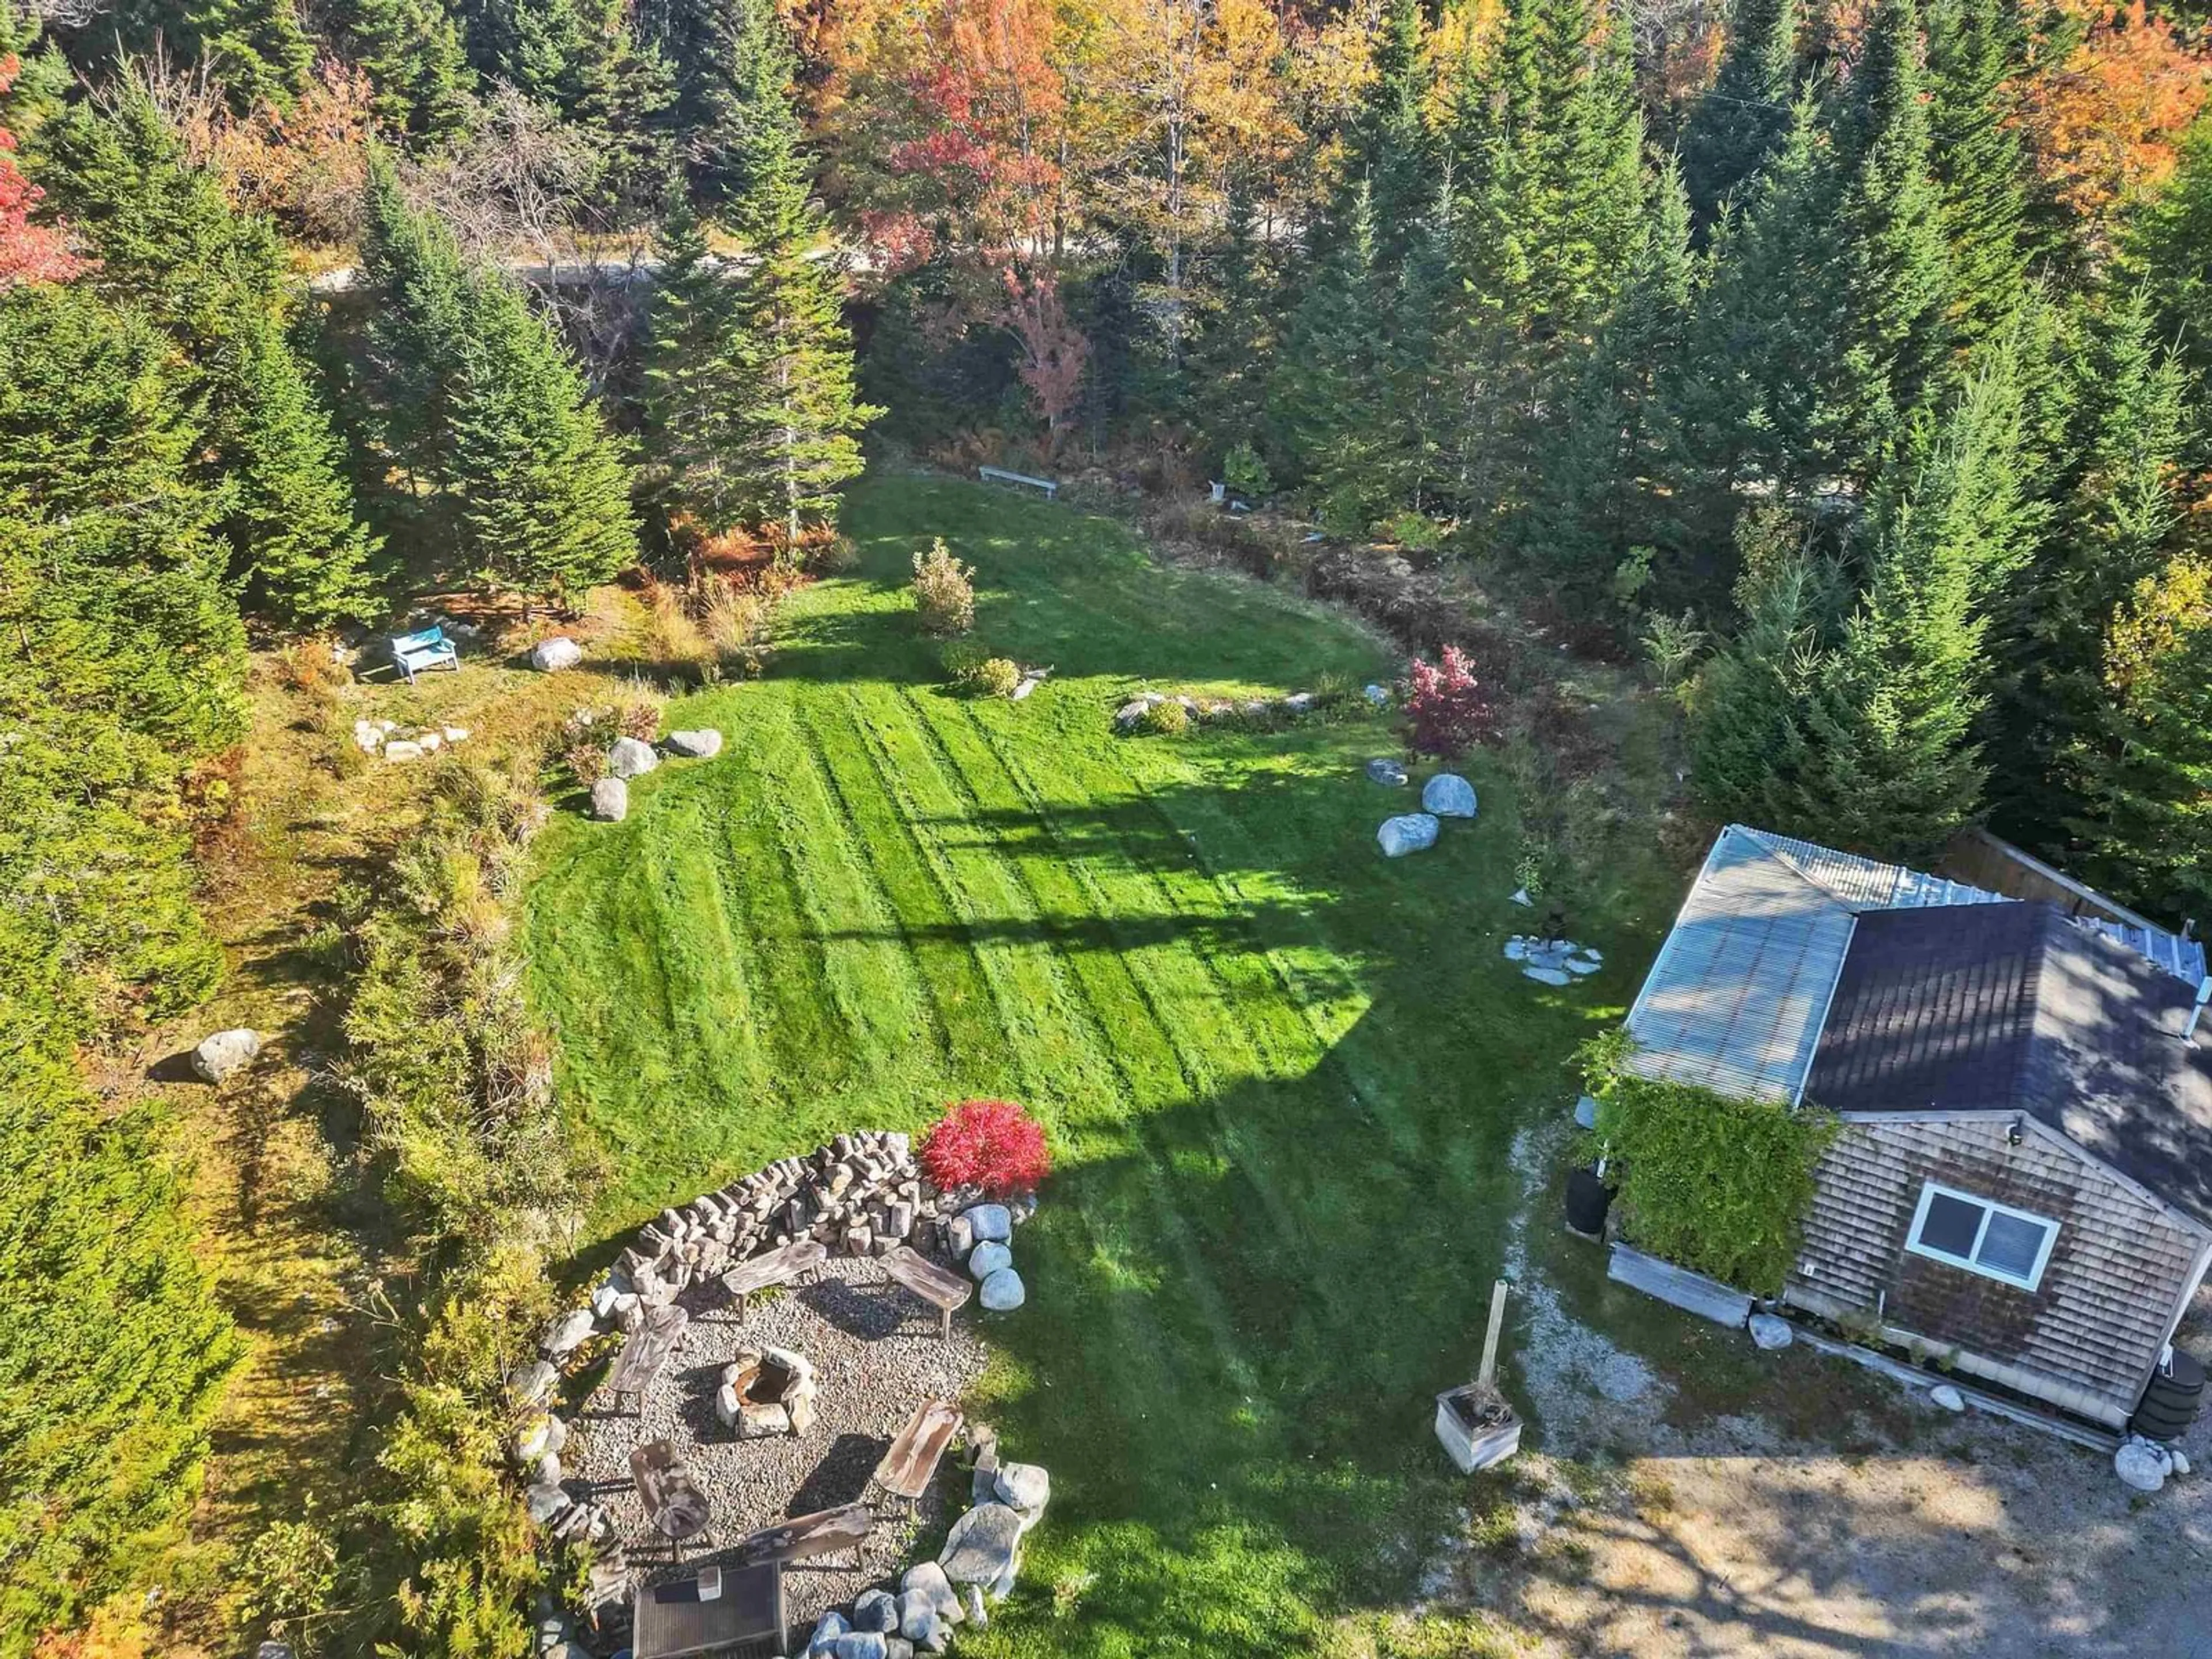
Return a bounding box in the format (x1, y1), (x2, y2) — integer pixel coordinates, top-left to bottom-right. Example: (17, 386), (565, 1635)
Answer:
(1403, 643), (1498, 757)
(919, 1098), (1051, 1198)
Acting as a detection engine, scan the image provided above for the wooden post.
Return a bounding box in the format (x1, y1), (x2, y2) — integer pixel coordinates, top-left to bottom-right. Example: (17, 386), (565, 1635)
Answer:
(1476, 1279), (1510, 1390)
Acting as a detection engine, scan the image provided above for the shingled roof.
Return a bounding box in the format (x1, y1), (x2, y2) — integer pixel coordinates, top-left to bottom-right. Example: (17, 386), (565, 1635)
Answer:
(1804, 902), (2212, 1228)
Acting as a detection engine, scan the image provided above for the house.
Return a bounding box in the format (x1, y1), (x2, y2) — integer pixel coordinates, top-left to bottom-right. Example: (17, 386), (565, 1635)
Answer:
(1624, 824), (2212, 1429)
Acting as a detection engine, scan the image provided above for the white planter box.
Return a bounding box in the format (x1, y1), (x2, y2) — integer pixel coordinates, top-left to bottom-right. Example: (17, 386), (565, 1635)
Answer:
(1434, 1385), (1521, 1473)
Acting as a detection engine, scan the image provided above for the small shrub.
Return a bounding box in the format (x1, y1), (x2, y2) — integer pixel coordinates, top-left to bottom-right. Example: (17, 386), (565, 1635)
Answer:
(919, 1098), (1052, 1198)
(641, 582), (713, 675)
(699, 573), (781, 677)
(1222, 440), (1272, 499)
(563, 741), (607, 786)
(275, 636), (353, 695)
(1140, 698), (1190, 736)
(812, 533), (861, 574)
(972, 657), (1022, 697)
(1377, 509), (1444, 552)
(1403, 644), (1498, 757)
(912, 539), (976, 636)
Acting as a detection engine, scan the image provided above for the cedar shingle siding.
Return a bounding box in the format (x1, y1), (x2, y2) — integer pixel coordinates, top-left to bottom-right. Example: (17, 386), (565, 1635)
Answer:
(1787, 1116), (2206, 1425)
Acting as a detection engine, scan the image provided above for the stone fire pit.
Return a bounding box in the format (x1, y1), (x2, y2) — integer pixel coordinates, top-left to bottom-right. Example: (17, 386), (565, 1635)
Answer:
(718, 1344), (818, 1438)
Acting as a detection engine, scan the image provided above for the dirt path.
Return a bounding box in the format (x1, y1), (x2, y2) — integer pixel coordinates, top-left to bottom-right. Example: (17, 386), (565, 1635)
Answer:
(1426, 1123), (2212, 1659)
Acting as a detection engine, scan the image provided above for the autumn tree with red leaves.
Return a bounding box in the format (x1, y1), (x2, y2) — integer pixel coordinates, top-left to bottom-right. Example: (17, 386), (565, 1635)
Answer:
(1403, 645), (1499, 758)
(0, 52), (79, 288)
(997, 263), (1086, 455)
(919, 1099), (1052, 1198)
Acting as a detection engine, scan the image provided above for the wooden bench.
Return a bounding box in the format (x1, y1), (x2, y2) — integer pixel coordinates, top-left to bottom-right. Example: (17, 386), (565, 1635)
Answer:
(604, 1304), (689, 1414)
(720, 1238), (828, 1319)
(872, 1396), (964, 1509)
(878, 1245), (972, 1340)
(978, 464), (1058, 500)
(389, 624), (459, 684)
(730, 1501), (874, 1570)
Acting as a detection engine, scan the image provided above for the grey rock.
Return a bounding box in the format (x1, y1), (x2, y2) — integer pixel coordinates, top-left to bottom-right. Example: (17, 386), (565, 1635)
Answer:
(978, 1267), (1026, 1311)
(1113, 696), (1160, 730)
(963, 1584), (988, 1628)
(1565, 956), (1603, 976)
(541, 1412), (567, 1453)
(590, 1283), (622, 1321)
(1377, 813), (1440, 857)
(886, 1640), (915, 1659)
(1574, 1094), (1599, 1130)
(1365, 757), (1408, 787)
(1362, 683), (1390, 707)
(967, 1241), (1012, 1281)
(945, 1214), (975, 1257)
(2116, 1438), (2170, 1492)
(1282, 691), (1315, 714)
(666, 728), (724, 759)
(2172, 1449), (2192, 1476)
(832, 1633), (888, 1659)
(531, 1452), (563, 1487)
(1511, 887), (1535, 907)
(192, 1028), (262, 1084)
(852, 1590), (897, 1633)
(589, 777), (628, 822)
(807, 1611), (849, 1655)
(524, 1482), (571, 1524)
(1748, 1314), (1794, 1351)
(542, 1309), (597, 1356)
(1421, 772), (1477, 817)
(507, 1360), (558, 1407)
(513, 1415), (554, 1463)
(939, 1502), (1024, 1589)
(531, 635), (582, 671)
(1930, 1384), (1967, 1413)
(1522, 966), (1572, 986)
(961, 1203), (1013, 1243)
(381, 740), (425, 763)
(993, 1461), (1050, 1517)
(899, 1561), (959, 1622)
(608, 736), (660, 779)
(257, 1644), (296, 1659)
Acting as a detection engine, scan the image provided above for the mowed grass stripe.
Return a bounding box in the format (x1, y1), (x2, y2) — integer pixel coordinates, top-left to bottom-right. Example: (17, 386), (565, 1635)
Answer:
(802, 692), (1007, 1084)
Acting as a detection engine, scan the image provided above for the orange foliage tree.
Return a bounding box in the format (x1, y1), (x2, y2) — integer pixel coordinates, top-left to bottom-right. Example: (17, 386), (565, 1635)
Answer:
(0, 51), (79, 287)
(2016, 0), (2210, 245)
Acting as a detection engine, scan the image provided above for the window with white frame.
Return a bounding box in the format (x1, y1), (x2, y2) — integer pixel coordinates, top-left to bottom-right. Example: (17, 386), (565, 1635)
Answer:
(1904, 1181), (2060, 1291)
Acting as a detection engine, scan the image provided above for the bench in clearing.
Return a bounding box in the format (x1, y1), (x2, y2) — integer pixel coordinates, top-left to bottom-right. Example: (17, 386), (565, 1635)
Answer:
(729, 1501), (873, 1570)
(719, 1238), (828, 1319)
(878, 1244), (971, 1340)
(978, 464), (1058, 499)
(872, 1396), (964, 1509)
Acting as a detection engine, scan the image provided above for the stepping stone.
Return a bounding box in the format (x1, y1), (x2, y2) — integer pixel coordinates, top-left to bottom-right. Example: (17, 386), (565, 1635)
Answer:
(1523, 967), (1573, 986)
(1565, 957), (1602, 976)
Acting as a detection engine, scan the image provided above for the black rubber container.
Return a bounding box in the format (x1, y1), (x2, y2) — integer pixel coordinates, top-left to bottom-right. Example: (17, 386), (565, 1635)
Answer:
(1565, 1165), (1614, 1236)
(2131, 1349), (2205, 1440)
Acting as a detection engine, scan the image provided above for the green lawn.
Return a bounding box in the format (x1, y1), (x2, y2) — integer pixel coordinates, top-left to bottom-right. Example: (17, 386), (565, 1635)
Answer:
(524, 474), (1665, 1655)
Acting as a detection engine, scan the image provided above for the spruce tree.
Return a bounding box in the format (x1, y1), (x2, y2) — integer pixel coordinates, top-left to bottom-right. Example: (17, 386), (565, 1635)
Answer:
(1790, 351), (2031, 857)
(105, 0), (314, 108)
(2069, 554), (2212, 915)
(1189, 173), (1279, 469)
(1678, 0), (1799, 228)
(446, 269), (640, 607)
(1926, 0), (2029, 350)
(2126, 108), (2212, 410)
(359, 151), (475, 500)
(1985, 287), (2186, 844)
(643, 197), (753, 533)
(36, 84), (378, 624)
(1330, 0), (1433, 271)
(1522, 161), (1699, 603)
(338, 0), (474, 139)
(641, 0), (793, 209)
(1271, 180), (1394, 522)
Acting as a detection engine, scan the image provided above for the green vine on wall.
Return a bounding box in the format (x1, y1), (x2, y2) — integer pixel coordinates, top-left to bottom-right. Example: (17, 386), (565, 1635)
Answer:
(1577, 1030), (1839, 1297)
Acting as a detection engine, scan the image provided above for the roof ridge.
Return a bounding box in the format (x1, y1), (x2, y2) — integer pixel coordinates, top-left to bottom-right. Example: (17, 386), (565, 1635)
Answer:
(1724, 824), (1859, 911)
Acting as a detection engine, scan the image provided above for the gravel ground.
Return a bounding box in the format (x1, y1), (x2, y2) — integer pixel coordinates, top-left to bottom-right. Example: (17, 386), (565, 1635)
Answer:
(571, 1253), (988, 1626)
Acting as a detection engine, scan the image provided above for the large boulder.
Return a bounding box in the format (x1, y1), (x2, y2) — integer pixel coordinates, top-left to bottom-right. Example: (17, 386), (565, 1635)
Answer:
(589, 777), (628, 822)
(806, 1611), (849, 1655)
(541, 1309), (596, 1357)
(961, 1203), (1013, 1243)
(506, 1359), (558, 1407)
(1748, 1313), (1794, 1351)
(608, 736), (660, 779)
(899, 1562), (961, 1624)
(1377, 814), (1440, 858)
(939, 1502), (1024, 1595)
(665, 728), (724, 759)
(2116, 1438), (2171, 1493)
(978, 1267), (1026, 1311)
(993, 1462), (1050, 1525)
(967, 1241), (1012, 1281)
(191, 1028), (262, 1084)
(531, 636), (583, 671)
(1421, 772), (1477, 817)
